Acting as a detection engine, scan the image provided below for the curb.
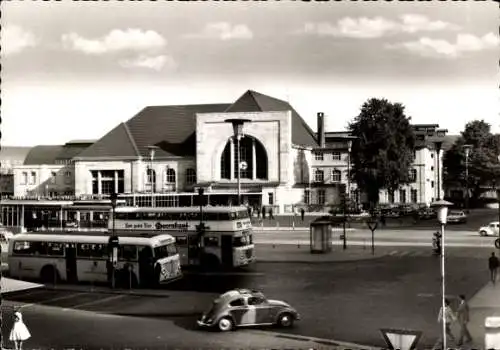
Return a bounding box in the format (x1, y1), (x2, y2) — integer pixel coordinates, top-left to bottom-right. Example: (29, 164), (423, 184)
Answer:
(249, 330), (383, 350)
(43, 285), (173, 298)
(253, 227), (357, 231)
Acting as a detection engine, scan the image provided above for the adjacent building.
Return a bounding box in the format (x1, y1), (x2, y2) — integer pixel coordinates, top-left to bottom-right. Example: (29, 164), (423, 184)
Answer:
(4, 90), (449, 225)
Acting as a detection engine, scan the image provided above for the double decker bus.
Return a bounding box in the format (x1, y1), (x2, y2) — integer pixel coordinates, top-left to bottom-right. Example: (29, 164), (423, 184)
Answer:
(8, 233), (182, 288)
(110, 206), (255, 270)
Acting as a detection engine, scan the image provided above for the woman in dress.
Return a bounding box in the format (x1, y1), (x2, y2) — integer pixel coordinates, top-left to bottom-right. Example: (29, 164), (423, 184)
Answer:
(9, 311), (31, 350)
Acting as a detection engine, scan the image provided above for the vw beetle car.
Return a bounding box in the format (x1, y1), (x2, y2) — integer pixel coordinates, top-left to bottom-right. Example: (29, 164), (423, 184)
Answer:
(197, 289), (300, 332)
(479, 222), (500, 237)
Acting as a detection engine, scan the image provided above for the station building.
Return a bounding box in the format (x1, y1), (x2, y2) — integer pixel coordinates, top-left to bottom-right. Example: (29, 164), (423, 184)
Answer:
(2, 90), (449, 230)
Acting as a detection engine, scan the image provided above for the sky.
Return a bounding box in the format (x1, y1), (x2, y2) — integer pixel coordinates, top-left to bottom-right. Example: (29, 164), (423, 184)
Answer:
(1, 1), (499, 146)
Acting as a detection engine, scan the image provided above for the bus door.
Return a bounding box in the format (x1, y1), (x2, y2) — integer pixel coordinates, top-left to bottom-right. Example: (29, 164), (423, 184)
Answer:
(65, 243), (78, 283)
(221, 235), (233, 267)
(138, 246), (154, 287)
(188, 234), (200, 265)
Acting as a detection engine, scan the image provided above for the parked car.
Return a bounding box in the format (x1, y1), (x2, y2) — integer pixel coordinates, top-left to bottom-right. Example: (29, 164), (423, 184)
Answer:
(478, 222), (500, 237)
(446, 211), (467, 224)
(418, 208), (436, 220)
(197, 289), (300, 332)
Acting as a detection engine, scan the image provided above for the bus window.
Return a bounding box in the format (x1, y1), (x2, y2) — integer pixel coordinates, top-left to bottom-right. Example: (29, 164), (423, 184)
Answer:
(13, 241), (33, 255)
(237, 210), (249, 219)
(77, 243), (92, 258)
(154, 244), (178, 259)
(47, 242), (65, 257)
(139, 246), (153, 261)
(219, 212), (231, 221)
(120, 245), (138, 261)
(204, 236), (219, 247)
(233, 236), (251, 247)
(204, 213), (218, 221)
(89, 243), (107, 258)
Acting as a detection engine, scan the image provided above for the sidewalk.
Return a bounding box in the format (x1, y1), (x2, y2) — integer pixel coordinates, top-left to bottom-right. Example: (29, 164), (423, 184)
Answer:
(465, 280), (500, 350)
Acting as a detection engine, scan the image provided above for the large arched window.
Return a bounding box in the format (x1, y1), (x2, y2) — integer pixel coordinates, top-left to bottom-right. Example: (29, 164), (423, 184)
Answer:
(186, 168), (196, 185)
(220, 136), (268, 180)
(165, 168), (176, 183)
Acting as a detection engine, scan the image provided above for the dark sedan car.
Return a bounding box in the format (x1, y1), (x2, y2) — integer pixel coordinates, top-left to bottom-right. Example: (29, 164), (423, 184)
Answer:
(197, 289), (300, 332)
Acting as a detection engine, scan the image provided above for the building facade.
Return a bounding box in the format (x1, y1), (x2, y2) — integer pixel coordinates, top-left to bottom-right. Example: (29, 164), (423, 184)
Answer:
(6, 90), (447, 219)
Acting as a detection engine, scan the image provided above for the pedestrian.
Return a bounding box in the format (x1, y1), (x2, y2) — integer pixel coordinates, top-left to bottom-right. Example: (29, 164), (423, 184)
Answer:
(437, 298), (456, 346)
(300, 208), (305, 222)
(269, 207), (274, 220)
(256, 206), (261, 219)
(489, 252), (499, 284)
(9, 311), (31, 350)
(262, 206), (266, 219)
(456, 294), (473, 346)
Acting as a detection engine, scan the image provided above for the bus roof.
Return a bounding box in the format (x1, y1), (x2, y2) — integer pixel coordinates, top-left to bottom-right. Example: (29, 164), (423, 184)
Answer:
(113, 206), (248, 213)
(10, 233), (176, 246)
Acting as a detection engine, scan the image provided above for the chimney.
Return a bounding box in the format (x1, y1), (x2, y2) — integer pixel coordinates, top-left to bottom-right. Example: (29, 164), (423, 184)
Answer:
(317, 112), (325, 148)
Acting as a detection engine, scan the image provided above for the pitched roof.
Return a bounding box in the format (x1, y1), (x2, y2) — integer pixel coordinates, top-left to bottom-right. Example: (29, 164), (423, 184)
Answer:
(0, 146), (32, 160)
(127, 104), (230, 158)
(77, 104), (230, 159)
(226, 90), (318, 147)
(24, 146), (64, 165)
(76, 123), (140, 159)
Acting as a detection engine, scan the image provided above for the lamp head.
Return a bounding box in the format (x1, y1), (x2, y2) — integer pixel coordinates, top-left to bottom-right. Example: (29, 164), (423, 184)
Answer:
(463, 144), (473, 157)
(147, 145), (159, 160)
(224, 118), (251, 138)
(430, 199), (453, 225)
(109, 192), (118, 208)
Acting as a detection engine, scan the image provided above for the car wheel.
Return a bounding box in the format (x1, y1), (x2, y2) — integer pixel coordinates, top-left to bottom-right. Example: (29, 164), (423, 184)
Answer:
(480, 231), (487, 237)
(217, 317), (234, 332)
(278, 313), (294, 328)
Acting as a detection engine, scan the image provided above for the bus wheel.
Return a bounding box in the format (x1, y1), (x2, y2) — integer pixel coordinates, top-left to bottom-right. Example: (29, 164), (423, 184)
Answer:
(40, 265), (59, 285)
(201, 254), (220, 272)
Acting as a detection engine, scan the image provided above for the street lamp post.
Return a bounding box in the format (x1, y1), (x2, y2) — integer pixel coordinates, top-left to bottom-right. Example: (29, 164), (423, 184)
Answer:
(108, 192), (119, 289)
(343, 136), (358, 250)
(463, 144), (473, 213)
(434, 140), (443, 201)
(147, 145), (159, 208)
(431, 199), (453, 350)
(497, 155), (500, 235)
(225, 119), (251, 206)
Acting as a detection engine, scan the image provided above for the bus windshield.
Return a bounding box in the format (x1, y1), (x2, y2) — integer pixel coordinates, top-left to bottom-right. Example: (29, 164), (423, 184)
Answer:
(154, 243), (178, 259)
(233, 234), (253, 247)
(230, 210), (249, 220)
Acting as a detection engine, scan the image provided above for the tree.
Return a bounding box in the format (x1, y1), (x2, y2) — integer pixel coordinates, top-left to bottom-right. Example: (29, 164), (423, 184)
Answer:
(348, 98), (416, 209)
(443, 120), (500, 203)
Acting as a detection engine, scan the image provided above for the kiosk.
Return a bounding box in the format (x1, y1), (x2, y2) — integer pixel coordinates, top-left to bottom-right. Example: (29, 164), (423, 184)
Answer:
(309, 216), (340, 254)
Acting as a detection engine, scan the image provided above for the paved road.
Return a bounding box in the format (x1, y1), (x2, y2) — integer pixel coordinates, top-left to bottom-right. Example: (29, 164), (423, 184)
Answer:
(1, 299), (343, 350)
(254, 228), (499, 248)
(252, 208), (499, 232)
(3, 247), (490, 349)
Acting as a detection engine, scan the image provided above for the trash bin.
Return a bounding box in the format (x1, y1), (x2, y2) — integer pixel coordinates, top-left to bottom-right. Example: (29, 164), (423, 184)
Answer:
(309, 216), (338, 253)
(485, 316), (500, 349)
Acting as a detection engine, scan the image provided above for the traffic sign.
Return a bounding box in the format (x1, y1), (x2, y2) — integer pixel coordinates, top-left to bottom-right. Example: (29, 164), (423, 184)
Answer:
(380, 328), (422, 350)
(240, 161), (248, 170)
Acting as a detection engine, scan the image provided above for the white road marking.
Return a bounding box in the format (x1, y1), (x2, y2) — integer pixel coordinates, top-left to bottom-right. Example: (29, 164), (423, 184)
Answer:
(185, 271), (265, 277)
(18, 292), (89, 310)
(64, 293), (127, 310)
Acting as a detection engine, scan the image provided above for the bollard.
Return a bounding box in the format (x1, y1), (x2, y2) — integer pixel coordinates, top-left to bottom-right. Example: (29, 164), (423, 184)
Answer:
(485, 316), (500, 349)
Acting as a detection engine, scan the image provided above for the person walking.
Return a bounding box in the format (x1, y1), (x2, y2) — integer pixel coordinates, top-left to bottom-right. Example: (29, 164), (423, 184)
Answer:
(456, 294), (473, 346)
(437, 298), (456, 347)
(300, 208), (305, 222)
(489, 252), (499, 284)
(9, 311), (31, 350)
